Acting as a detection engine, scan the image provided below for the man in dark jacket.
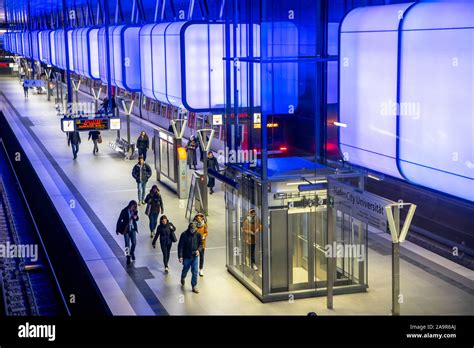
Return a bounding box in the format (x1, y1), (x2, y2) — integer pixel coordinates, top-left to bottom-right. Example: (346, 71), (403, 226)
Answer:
(67, 131), (81, 159)
(132, 156), (152, 205)
(178, 222), (203, 293)
(116, 200), (139, 265)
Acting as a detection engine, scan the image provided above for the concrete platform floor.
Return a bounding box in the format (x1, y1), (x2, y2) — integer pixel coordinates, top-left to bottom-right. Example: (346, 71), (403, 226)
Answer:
(0, 76), (472, 315)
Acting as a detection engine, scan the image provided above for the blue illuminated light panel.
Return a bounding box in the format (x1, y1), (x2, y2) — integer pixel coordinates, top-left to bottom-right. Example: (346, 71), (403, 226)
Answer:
(339, 0), (474, 201)
(398, 1), (474, 201)
(98, 25), (141, 91)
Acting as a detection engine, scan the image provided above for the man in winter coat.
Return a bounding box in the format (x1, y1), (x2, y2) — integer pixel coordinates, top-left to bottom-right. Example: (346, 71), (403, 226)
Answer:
(178, 222), (203, 293)
(132, 156), (152, 205)
(116, 200), (139, 265)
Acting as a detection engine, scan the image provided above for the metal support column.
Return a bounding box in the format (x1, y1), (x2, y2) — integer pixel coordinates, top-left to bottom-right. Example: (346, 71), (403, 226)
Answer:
(392, 207), (400, 316)
(358, 176), (365, 284)
(197, 128), (215, 216)
(27, 0), (35, 79)
(327, 200), (336, 309)
(103, 0), (113, 114)
(386, 202), (417, 316)
(92, 86), (102, 113)
(122, 99), (134, 145)
(62, 0), (73, 108)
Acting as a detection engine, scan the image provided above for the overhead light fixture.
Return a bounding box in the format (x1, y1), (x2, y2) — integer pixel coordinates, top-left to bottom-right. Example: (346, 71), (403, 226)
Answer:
(368, 174), (382, 181)
(333, 122), (347, 128)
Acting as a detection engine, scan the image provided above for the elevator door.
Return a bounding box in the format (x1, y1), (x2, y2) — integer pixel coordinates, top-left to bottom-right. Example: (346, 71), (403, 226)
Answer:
(269, 206), (327, 293)
(288, 209), (314, 291)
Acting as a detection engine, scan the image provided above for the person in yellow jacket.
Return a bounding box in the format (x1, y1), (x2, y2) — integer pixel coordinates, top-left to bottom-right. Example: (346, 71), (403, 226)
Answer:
(242, 208), (261, 271)
(193, 213), (208, 276)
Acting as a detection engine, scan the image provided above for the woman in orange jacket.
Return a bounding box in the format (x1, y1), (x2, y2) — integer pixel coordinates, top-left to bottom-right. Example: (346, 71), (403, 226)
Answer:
(193, 213), (208, 276)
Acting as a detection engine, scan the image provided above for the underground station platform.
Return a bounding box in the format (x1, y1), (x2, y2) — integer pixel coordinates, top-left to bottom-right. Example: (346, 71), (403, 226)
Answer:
(0, 0), (472, 346)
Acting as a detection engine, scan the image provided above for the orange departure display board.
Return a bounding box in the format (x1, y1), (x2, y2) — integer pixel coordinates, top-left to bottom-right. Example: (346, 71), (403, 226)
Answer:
(75, 118), (109, 131)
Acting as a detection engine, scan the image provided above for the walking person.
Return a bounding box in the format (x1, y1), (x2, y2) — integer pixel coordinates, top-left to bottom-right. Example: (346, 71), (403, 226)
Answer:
(136, 131), (150, 161)
(144, 185), (164, 238)
(116, 200), (139, 265)
(132, 156), (152, 206)
(193, 213), (208, 277)
(67, 131), (81, 160)
(186, 135), (198, 170)
(152, 215), (177, 273)
(23, 81), (29, 98)
(88, 130), (101, 155)
(178, 222), (203, 293)
(207, 151), (219, 194)
(243, 208), (261, 271)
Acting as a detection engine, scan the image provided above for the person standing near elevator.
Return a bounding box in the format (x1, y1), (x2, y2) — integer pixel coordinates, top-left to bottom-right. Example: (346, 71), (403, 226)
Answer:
(243, 208), (261, 271)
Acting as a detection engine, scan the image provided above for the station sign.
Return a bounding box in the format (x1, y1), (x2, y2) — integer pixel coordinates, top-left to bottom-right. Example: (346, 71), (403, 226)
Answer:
(61, 117), (121, 132)
(327, 177), (394, 231)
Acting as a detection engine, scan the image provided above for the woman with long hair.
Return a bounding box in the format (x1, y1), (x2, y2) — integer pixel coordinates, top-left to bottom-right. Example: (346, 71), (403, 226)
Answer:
(152, 215), (176, 273)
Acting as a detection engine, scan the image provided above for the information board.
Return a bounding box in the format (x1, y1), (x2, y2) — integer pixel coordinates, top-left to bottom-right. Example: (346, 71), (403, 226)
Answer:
(61, 117), (121, 132)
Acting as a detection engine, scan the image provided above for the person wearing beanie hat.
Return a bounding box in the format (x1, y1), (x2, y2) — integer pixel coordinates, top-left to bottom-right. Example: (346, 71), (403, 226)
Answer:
(178, 222), (203, 293)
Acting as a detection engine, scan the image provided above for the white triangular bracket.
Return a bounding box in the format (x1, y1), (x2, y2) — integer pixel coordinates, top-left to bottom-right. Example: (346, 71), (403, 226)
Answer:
(53, 72), (62, 81)
(91, 87), (102, 101)
(72, 79), (81, 91)
(171, 118), (187, 139)
(385, 203), (417, 243)
(121, 99), (135, 116)
(197, 128), (215, 152)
